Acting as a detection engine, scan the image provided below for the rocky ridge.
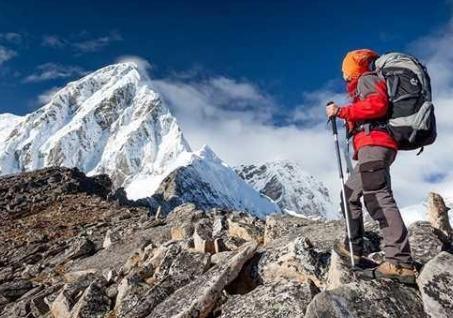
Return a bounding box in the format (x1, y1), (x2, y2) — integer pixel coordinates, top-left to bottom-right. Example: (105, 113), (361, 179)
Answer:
(1, 168), (453, 317)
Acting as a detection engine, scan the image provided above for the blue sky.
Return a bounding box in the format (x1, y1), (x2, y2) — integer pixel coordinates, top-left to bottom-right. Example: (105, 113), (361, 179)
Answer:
(0, 0), (451, 116)
(1, 0), (453, 207)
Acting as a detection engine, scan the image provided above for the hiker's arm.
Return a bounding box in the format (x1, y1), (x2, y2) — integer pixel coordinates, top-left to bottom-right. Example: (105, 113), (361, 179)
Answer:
(337, 78), (388, 121)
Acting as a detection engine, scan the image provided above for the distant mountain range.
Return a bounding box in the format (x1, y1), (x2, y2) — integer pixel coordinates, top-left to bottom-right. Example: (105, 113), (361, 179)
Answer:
(0, 62), (337, 219)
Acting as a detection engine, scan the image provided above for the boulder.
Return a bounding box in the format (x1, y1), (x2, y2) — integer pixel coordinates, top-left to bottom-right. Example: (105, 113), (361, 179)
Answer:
(70, 279), (110, 318)
(51, 273), (101, 318)
(115, 242), (210, 318)
(256, 236), (330, 286)
(409, 222), (444, 264)
(263, 214), (311, 245)
(417, 251), (453, 317)
(66, 237), (96, 260)
(227, 216), (264, 244)
(146, 241), (258, 318)
(0, 279), (33, 301)
(103, 229), (121, 249)
(325, 251), (356, 290)
(427, 192), (452, 241)
(193, 219), (215, 254)
(306, 279), (425, 318)
(220, 280), (319, 318)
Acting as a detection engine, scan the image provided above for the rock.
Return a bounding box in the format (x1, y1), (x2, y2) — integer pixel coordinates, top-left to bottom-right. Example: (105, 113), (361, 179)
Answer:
(0, 284), (62, 318)
(115, 272), (149, 316)
(264, 214), (310, 245)
(227, 215), (264, 244)
(221, 280), (319, 318)
(103, 229), (121, 249)
(0, 279), (33, 301)
(115, 243), (210, 318)
(256, 236), (330, 286)
(409, 222), (445, 264)
(170, 223), (195, 240)
(193, 219), (215, 254)
(70, 279), (110, 318)
(417, 251), (453, 317)
(102, 269), (116, 283)
(63, 269), (98, 283)
(106, 283), (118, 299)
(325, 251), (356, 290)
(306, 279), (425, 318)
(427, 192), (453, 240)
(66, 237), (96, 260)
(147, 241), (258, 318)
(50, 273), (101, 318)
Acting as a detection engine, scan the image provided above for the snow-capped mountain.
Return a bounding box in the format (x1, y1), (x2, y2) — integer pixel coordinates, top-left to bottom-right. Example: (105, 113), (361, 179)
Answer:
(0, 63), (190, 192)
(236, 161), (339, 219)
(151, 146), (280, 217)
(0, 114), (23, 141)
(0, 62), (278, 217)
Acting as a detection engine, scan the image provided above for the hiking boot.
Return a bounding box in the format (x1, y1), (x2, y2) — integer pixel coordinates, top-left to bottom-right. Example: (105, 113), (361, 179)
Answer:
(373, 262), (417, 285)
(333, 242), (378, 269)
(333, 241), (362, 264)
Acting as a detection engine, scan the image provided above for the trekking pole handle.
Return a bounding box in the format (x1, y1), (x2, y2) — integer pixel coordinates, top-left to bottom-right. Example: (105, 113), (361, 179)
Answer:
(326, 101), (338, 135)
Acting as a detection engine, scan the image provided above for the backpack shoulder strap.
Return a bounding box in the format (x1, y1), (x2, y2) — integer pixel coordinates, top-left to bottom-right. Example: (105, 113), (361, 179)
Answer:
(356, 72), (383, 100)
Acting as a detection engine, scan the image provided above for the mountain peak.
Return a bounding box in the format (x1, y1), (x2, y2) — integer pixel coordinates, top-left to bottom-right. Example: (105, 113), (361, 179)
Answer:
(236, 160), (338, 219)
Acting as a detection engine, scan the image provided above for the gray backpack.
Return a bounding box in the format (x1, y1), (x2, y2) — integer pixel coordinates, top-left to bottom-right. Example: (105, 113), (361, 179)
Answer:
(374, 52), (437, 151)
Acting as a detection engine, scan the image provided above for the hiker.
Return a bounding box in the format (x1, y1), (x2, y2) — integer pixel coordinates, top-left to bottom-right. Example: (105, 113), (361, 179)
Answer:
(325, 49), (417, 284)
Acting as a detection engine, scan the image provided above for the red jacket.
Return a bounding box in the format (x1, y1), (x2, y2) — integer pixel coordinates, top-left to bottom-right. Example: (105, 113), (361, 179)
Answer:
(337, 73), (397, 159)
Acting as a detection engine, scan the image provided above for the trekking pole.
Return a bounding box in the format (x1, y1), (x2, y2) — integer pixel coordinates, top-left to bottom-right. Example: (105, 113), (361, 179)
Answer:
(326, 102), (356, 268)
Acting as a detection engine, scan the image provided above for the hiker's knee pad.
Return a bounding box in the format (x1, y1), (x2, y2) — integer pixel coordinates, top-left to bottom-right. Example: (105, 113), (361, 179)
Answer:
(359, 160), (387, 192)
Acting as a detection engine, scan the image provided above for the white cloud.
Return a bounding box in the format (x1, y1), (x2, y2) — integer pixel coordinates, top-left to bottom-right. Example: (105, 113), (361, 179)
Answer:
(150, 77), (341, 203)
(147, 16), (453, 208)
(0, 45), (17, 65)
(41, 32), (123, 53)
(37, 86), (62, 104)
(24, 63), (87, 83)
(41, 35), (66, 48)
(0, 32), (22, 44)
(72, 32), (122, 53)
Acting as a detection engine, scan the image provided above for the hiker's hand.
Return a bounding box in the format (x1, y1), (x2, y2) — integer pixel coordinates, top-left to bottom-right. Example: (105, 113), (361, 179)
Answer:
(326, 103), (339, 118)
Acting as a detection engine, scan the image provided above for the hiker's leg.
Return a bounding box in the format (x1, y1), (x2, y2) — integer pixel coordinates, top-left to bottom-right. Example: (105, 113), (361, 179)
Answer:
(342, 164), (364, 254)
(359, 146), (412, 267)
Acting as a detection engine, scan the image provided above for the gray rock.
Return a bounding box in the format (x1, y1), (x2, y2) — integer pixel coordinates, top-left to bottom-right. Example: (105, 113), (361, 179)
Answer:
(256, 236), (330, 286)
(70, 279), (110, 318)
(221, 280), (319, 318)
(427, 192), (452, 241)
(417, 251), (453, 317)
(409, 222), (445, 264)
(306, 279), (425, 318)
(50, 273), (101, 318)
(325, 251), (356, 290)
(0, 279), (33, 301)
(116, 242), (211, 318)
(147, 241), (258, 318)
(66, 238), (96, 260)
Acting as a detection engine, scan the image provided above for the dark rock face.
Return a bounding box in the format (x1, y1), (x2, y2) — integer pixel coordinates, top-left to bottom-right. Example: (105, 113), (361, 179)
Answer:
(1, 168), (453, 318)
(0, 166), (139, 220)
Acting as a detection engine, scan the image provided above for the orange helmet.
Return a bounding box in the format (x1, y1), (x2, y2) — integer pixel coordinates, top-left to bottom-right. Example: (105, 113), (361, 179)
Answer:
(342, 49), (379, 81)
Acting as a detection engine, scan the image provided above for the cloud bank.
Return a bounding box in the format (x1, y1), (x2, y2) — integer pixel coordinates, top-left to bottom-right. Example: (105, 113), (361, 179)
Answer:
(145, 19), (453, 208)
